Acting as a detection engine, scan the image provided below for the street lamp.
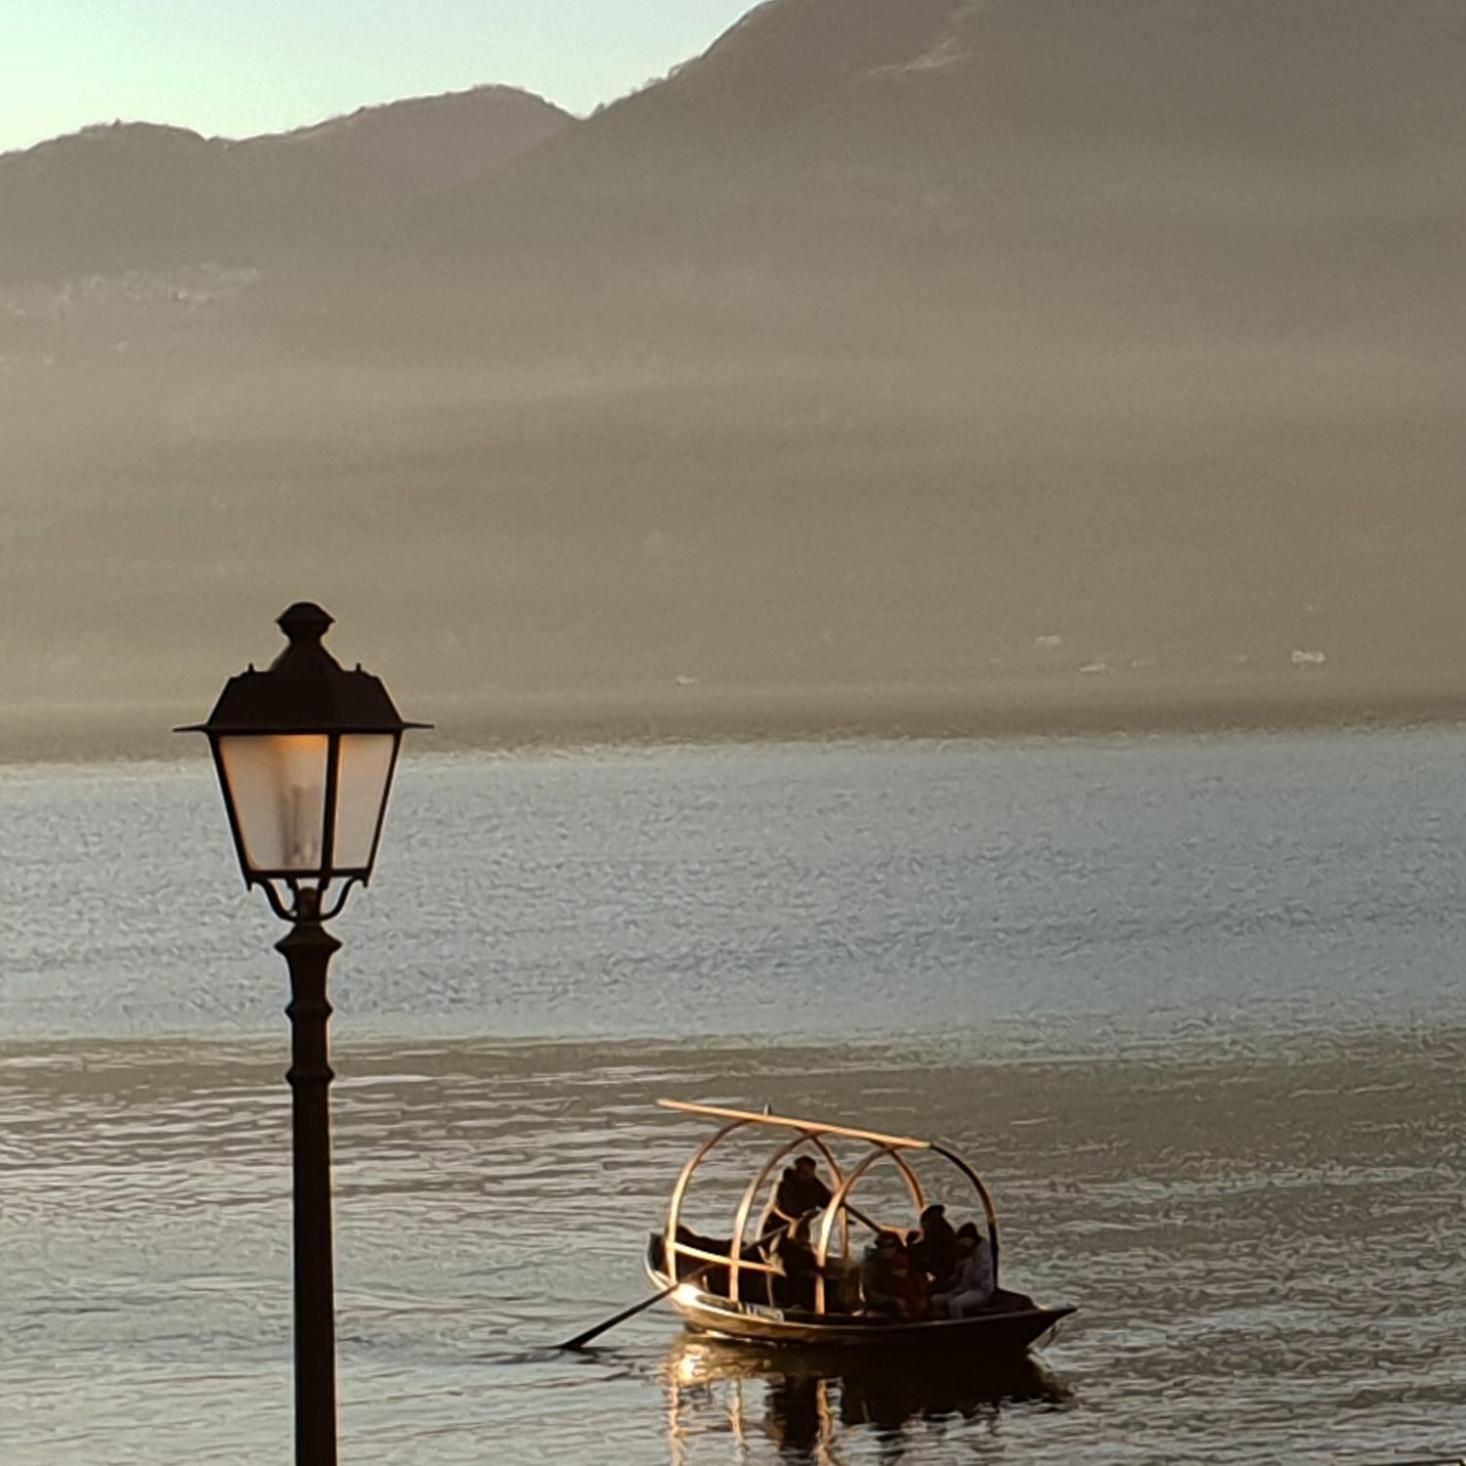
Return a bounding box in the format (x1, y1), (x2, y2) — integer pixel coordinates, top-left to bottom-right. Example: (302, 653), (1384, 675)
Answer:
(180, 601), (427, 1466)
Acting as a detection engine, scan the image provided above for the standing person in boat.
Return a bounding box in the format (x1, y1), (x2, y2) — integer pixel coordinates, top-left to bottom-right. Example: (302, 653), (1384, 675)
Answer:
(763, 1154), (833, 1236)
(909, 1203), (958, 1286)
(769, 1212), (820, 1310)
(931, 1221), (996, 1317)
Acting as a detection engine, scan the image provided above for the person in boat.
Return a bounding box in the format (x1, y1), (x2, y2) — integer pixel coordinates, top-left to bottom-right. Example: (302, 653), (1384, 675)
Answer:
(930, 1221), (996, 1317)
(769, 1212), (820, 1311)
(903, 1244), (932, 1319)
(860, 1230), (906, 1316)
(763, 1154), (833, 1235)
(860, 1230), (930, 1319)
(909, 1203), (958, 1286)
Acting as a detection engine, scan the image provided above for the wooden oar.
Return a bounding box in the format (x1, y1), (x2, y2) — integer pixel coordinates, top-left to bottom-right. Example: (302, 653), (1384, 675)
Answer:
(557, 1202), (885, 1351)
(558, 1265), (711, 1351)
(558, 1225), (788, 1352)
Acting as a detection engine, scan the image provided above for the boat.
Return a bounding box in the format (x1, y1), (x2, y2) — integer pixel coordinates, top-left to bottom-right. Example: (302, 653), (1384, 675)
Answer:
(646, 1098), (1075, 1354)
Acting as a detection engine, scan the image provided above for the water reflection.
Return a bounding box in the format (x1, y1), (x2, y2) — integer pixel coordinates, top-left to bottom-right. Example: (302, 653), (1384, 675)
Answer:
(661, 1333), (1070, 1462)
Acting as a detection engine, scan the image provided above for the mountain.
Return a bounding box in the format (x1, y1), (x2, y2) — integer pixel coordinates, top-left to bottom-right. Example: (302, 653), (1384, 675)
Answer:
(237, 85), (572, 195)
(0, 123), (231, 281)
(3, 0), (1465, 749)
(420, 0), (1466, 322)
(0, 86), (573, 281)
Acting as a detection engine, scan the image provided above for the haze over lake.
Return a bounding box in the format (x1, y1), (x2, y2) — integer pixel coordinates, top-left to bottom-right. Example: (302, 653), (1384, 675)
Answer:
(4, 0), (1466, 750)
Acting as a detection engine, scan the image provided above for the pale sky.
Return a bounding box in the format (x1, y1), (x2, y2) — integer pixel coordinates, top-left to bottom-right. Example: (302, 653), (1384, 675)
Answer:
(1, 0), (759, 154)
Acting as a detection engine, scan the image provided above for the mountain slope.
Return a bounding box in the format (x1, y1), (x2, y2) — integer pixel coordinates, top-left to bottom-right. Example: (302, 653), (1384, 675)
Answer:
(0, 86), (574, 281)
(0, 123), (231, 280)
(3, 0), (1466, 736)
(420, 0), (1466, 305)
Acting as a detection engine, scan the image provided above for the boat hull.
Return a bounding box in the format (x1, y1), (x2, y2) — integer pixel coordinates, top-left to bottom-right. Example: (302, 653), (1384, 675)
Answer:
(647, 1259), (1073, 1354)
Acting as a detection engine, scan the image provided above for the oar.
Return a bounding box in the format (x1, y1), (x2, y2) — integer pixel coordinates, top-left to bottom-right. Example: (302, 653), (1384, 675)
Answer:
(558, 1265), (712, 1351)
(559, 1222), (791, 1352)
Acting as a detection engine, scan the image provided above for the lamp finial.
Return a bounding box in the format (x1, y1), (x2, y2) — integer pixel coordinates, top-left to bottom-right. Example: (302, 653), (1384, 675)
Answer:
(277, 602), (334, 646)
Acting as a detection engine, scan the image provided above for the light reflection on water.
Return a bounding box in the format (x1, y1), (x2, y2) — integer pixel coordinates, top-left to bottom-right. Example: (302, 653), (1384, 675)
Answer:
(659, 1336), (1071, 1464)
(3, 1030), (1465, 1464)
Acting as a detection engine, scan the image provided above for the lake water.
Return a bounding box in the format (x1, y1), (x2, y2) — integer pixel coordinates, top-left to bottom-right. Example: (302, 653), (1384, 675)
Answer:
(2, 732), (1465, 1463)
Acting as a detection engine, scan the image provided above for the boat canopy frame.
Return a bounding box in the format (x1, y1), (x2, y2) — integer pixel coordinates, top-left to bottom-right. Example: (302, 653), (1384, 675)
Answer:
(658, 1099), (1001, 1315)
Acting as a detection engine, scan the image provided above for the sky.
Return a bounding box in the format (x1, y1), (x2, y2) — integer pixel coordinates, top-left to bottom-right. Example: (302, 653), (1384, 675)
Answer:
(0, 0), (758, 154)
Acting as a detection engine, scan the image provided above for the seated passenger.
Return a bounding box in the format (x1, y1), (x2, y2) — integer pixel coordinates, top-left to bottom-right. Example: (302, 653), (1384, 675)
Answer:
(902, 1245), (932, 1320)
(860, 1230), (929, 1319)
(931, 1221), (995, 1317)
(823, 1254), (862, 1313)
(908, 1203), (957, 1286)
(860, 1231), (906, 1316)
(764, 1155), (833, 1235)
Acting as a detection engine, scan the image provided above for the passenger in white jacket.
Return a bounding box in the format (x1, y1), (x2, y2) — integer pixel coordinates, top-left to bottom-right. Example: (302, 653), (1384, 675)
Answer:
(931, 1222), (994, 1318)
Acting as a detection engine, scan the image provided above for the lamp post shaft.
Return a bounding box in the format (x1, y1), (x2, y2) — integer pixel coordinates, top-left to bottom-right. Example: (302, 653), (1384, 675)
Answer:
(278, 910), (343, 1466)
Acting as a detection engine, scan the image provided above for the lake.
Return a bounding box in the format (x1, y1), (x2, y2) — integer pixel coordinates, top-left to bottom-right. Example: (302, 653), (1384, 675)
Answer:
(2, 731), (1464, 1463)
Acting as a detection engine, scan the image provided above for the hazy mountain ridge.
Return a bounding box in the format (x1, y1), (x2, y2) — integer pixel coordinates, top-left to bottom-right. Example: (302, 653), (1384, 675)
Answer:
(421, 0), (1466, 266)
(0, 86), (574, 282)
(3, 0), (1465, 748)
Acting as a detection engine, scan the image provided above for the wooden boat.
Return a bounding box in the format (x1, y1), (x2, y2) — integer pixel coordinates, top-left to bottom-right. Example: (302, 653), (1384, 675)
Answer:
(646, 1099), (1075, 1354)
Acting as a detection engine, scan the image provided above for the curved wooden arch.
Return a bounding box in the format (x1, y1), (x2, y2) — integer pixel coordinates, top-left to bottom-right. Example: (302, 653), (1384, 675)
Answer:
(664, 1119), (746, 1290)
(931, 1143), (1002, 1285)
(728, 1132), (847, 1303)
(812, 1143), (928, 1314)
(658, 1101), (1002, 1316)
(746, 1134), (848, 1241)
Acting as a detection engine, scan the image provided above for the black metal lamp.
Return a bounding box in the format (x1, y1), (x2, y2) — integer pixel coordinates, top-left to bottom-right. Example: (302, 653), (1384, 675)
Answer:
(181, 602), (427, 1466)
(187, 600), (425, 922)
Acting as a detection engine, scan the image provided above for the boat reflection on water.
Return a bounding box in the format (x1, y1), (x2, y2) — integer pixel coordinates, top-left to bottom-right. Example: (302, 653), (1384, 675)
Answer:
(660, 1333), (1071, 1462)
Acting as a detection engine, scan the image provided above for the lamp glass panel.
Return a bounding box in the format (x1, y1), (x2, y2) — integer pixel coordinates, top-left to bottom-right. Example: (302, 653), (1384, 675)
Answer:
(332, 734), (397, 870)
(218, 734), (330, 874)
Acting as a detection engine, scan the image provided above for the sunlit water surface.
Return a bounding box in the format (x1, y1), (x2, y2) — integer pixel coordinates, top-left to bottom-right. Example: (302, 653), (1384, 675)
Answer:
(2, 733), (1465, 1463)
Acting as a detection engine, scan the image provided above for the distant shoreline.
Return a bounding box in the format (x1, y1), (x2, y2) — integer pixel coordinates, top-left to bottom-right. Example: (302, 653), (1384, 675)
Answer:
(4, 675), (1465, 766)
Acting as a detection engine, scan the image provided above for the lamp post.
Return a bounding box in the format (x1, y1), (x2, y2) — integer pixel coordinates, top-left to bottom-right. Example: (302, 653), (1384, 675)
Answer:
(181, 601), (427, 1466)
